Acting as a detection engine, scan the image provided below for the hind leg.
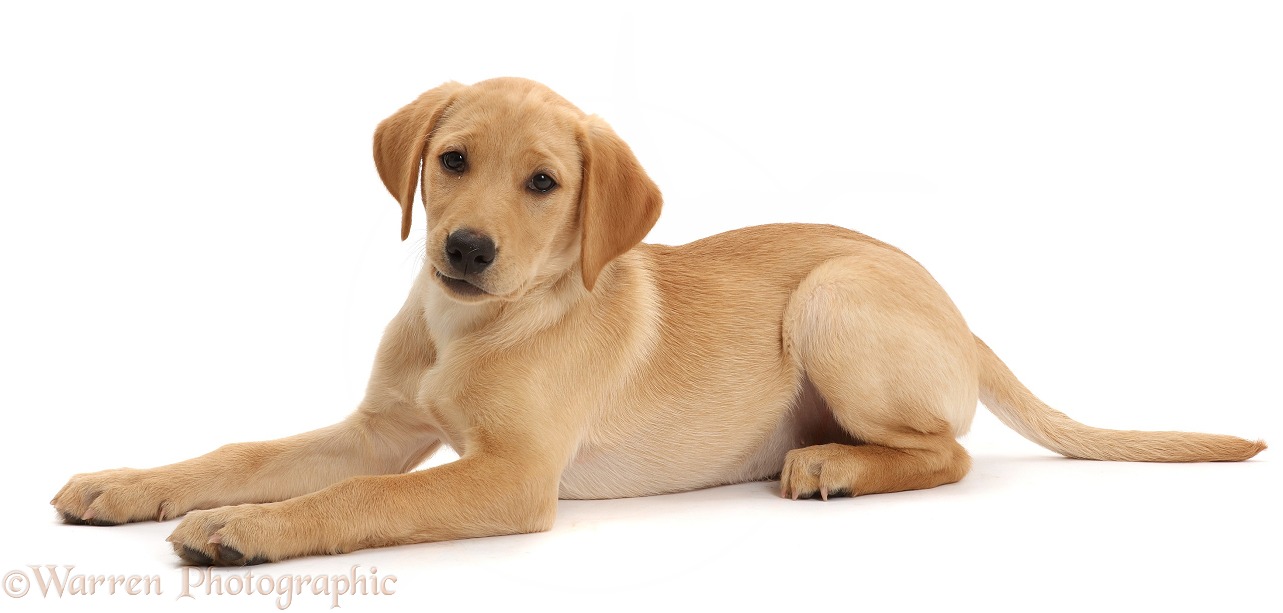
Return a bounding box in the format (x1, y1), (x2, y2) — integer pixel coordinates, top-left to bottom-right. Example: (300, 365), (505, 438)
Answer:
(780, 255), (979, 499)
(780, 438), (971, 500)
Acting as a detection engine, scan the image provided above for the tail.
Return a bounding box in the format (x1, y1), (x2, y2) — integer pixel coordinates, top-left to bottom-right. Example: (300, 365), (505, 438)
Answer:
(974, 335), (1266, 462)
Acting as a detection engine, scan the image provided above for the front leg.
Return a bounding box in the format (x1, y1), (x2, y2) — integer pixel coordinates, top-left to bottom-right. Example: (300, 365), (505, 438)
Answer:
(166, 445), (561, 565)
(53, 288), (443, 527)
(50, 410), (441, 526)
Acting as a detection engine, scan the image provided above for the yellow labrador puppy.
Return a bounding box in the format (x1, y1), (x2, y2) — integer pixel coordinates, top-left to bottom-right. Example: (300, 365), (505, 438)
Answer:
(52, 78), (1265, 566)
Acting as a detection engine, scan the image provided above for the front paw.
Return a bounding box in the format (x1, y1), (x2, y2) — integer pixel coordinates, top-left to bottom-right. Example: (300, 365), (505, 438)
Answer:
(168, 505), (287, 566)
(51, 468), (193, 526)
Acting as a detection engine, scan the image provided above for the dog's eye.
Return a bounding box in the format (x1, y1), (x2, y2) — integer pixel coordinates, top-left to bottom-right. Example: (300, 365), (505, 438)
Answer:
(528, 173), (557, 193)
(441, 151), (466, 172)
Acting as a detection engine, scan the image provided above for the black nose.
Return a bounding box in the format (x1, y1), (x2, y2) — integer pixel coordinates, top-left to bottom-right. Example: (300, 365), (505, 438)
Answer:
(444, 229), (496, 276)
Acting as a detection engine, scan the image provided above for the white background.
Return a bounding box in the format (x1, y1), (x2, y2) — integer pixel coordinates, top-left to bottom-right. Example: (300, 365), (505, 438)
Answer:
(1, 1), (1280, 611)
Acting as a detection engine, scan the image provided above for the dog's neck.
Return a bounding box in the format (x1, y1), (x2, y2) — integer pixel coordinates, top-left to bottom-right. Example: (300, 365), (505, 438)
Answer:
(416, 264), (594, 349)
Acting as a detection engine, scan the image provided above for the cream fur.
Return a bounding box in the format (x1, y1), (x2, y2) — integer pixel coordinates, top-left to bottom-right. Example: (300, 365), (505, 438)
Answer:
(51, 78), (1266, 565)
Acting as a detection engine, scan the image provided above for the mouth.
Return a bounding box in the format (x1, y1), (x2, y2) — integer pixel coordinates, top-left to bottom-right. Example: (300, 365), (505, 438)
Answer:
(434, 269), (489, 297)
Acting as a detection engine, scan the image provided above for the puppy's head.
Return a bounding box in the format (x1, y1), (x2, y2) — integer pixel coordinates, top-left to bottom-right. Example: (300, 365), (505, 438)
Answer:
(373, 78), (661, 303)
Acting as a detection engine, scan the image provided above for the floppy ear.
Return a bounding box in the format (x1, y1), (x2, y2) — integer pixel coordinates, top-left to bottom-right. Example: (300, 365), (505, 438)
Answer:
(373, 82), (465, 241)
(577, 116), (663, 291)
